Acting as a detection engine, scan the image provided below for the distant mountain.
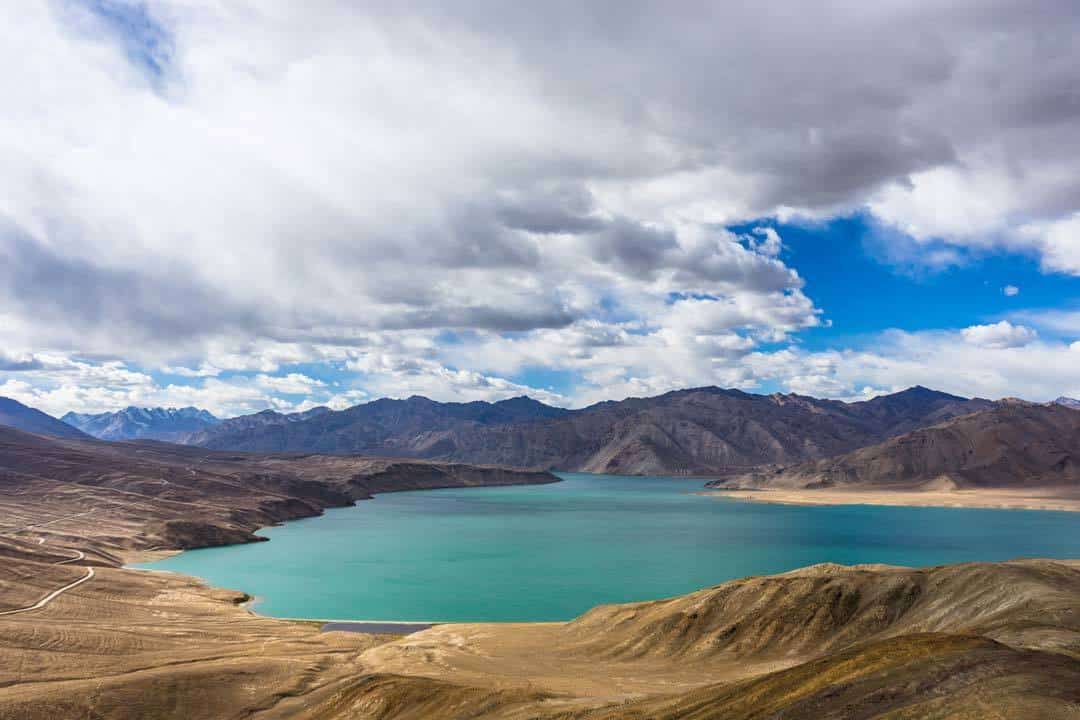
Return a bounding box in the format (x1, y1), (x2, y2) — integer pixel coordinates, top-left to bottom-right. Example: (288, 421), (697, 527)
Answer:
(711, 401), (1080, 490)
(1054, 396), (1080, 409)
(0, 396), (92, 440)
(183, 395), (572, 453)
(185, 386), (994, 475)
(62, 406), (220, 442)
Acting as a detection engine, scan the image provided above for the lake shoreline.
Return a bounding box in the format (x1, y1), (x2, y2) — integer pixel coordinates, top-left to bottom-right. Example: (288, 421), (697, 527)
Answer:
(701, 487), (1080, 513)
(135, 473), (1080, 624)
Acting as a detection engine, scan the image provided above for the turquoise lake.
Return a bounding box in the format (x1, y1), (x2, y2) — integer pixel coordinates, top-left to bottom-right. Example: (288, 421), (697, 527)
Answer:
(137, 473), (1080, 622)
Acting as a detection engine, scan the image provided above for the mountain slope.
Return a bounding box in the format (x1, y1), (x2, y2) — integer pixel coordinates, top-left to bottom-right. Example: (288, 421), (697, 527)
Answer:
(1055, 396), (1080, 409)
(562, 634), (1080, 720)
(713, 402), (1080, 490)
(0, 396), (91, 440)
(62, 406), (220, 441)
(356, 559), (1080, 720)
(0, 424), (557, 558)
(187, 386), (994, 474)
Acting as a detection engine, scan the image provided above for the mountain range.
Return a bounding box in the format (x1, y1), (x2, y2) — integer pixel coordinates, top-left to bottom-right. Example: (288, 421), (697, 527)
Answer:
(5, 385), (1077, 484)
(180, 385), (994, 475)
(61, 406), (220, 442)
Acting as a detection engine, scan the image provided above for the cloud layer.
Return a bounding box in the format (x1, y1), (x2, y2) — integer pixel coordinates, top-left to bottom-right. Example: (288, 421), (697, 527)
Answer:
(2, 1), (1080, 415)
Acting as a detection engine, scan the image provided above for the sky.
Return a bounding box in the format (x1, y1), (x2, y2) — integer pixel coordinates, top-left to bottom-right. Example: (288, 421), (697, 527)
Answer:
(2, 0), (1080, 418)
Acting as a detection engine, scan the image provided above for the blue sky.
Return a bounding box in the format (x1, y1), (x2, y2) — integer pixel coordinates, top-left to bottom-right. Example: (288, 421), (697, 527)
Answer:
(1, 2), (1079, 416)
(739, 215), (1080, 348)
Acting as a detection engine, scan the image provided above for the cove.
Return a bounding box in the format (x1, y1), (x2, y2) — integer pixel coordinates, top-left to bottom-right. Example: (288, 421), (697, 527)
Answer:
(136, 473), (1080, 622)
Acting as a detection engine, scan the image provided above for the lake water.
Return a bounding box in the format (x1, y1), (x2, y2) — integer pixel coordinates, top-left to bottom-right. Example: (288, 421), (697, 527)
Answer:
(137, 473), (1080, 622)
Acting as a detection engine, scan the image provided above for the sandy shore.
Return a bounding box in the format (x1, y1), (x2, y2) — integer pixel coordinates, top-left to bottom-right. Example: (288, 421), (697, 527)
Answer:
(701, 487), (1080, 512)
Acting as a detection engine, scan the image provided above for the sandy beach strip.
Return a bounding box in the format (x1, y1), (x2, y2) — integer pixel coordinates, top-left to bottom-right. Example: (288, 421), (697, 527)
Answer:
(700, 487), (1080, 513)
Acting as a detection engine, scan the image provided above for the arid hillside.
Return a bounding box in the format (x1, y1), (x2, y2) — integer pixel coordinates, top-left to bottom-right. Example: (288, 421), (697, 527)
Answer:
(713, 402), (1080, 491)
(2, 554), (1077, 719)
(0, 425), (557, 560)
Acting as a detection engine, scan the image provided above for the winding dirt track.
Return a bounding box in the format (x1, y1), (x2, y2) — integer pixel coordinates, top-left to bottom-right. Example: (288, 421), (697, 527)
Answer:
(52, 548), (85, 565)
(0, 567), (94, 616)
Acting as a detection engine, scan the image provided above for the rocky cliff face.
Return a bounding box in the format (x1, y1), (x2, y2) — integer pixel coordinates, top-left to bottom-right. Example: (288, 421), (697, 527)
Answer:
(712, 402), (1080, 490)
(186, 386), (994, 475)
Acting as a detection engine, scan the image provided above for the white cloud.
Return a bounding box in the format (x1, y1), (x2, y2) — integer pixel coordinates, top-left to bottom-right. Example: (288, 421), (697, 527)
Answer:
(1, 3), (1080, 413)
(1002, 285), (1020, 297)
(748, 329), (1080, 403)
(1018, 213), (1080, 276)
(161, 362), (221, 378)
(961, 321), (1038, 349)
(347, 354), (568, 406)
(254, 373), (327, 395)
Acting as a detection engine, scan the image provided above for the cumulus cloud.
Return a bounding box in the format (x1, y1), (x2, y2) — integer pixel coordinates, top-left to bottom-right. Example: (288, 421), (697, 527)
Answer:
(2, 2), (1080, 411)
(255, 373), (327, 395)
(748, 328), (1080, 403)
(1002, 285), (1020, 297)
(1018, 213), (1080, 276)
(961, 321), (1038, 349)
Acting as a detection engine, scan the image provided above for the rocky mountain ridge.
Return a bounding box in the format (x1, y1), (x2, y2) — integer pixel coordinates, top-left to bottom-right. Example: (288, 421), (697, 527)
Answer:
(62, 406), (221, 441)
(184, 386), (995, 475)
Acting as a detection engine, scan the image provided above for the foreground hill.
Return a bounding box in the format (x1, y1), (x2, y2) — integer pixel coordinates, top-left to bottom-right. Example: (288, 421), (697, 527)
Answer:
(3, 555), (1076, 718)
(186, 386), (994, 475)
(61, 406), (220, 441)
(0, 425), (556, 560)
(0, 396), (91, 440)
(356, 559), (1080, 719)
(712, 402), (1080, 491)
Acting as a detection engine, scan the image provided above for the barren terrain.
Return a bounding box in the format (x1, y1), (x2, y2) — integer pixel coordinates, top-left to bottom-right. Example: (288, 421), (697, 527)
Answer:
(1, 424), (1078, 718)
(3, 547), (1078, 719)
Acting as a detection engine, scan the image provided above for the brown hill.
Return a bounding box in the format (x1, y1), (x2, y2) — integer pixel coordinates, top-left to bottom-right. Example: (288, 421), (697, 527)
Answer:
(558, 633), (1080, 720)
(352, 559), (1080, 719)
(712, 402), (1080, 490)
(0, 425), (556, 560)
(561, 559), (1080, 660)
(187, 386), (994, 475)
(3, 556), (1078, 719)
